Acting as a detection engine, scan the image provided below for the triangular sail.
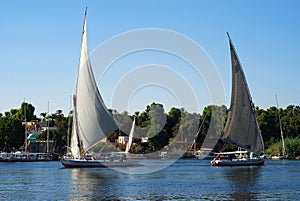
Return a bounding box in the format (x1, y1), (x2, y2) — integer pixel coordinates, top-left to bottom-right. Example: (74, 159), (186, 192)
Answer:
(222, 33), (264, 154)
(125, 119), (135, 153)
(71, 8), (118, 157)
(70, 109), (80, 158)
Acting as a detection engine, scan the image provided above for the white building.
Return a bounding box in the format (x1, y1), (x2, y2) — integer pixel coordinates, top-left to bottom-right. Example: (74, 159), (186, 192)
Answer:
(141, 137), (149, 143)
(117, 136), (129, 144)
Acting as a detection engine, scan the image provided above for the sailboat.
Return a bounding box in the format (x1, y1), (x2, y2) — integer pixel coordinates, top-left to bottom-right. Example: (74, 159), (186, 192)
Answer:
(125, 118), (135, 154)
(61, 8), (142, 168)
(271, 95), (288, 159)
(211, 33), (265, 166)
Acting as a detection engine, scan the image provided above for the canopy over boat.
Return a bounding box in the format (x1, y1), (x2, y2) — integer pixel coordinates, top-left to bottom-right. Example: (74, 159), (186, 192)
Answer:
(214, 150), (249, 155)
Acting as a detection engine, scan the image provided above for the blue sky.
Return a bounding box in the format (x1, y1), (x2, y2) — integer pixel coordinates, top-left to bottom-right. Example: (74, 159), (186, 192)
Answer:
(1, 0), (299, 116)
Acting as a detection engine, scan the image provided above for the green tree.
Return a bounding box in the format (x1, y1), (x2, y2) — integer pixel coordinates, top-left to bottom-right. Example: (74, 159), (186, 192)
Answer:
(40, 112), (47, 122)
(14, 102), (36, 121)
(166, 107), (181, 137)
(0, 116), (24, 151)
(256, 106), (278, 146)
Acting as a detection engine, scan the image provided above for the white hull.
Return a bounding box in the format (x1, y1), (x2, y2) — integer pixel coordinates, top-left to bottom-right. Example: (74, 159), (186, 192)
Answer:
(61, 158), (143, 168)
(271, 155), (288, 160)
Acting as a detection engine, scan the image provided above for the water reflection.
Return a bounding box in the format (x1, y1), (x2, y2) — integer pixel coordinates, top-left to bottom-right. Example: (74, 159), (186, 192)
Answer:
(70, 169), (112, 200)
(68, 162), (265, 200)
(69, 168), (155, 200)
(224, 166), (262, 200)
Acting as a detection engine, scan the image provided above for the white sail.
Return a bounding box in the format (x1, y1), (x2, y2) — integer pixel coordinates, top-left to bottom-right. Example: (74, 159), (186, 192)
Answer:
(70, 111), (80, 158)
(222, 34), (264, 154)
(72, 9), (118, 156)
(125, 119), (135, 153)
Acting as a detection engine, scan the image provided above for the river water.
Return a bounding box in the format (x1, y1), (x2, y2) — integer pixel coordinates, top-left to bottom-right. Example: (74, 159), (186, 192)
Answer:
(0, 159), (299, 200)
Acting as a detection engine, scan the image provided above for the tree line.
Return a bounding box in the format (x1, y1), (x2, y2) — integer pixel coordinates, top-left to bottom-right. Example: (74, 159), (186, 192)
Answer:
(0, 102), (299, 157)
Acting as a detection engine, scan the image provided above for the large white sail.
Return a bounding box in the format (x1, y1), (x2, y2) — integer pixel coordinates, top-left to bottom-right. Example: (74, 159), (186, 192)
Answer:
(222, 34), (264, 154)
(125, 119), (135, 153)
(72, 9), (118, 155)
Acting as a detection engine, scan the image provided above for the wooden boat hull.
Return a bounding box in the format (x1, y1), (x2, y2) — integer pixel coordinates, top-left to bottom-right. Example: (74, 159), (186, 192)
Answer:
(61, 158), (143, 168)
(211, 159), (265, 166)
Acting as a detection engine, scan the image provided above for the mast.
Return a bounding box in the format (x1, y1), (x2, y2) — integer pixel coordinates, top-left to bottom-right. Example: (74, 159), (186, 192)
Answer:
(24, 99), (28, 152)
(275, 94), (286, 156)
(47, 101), (50, 153)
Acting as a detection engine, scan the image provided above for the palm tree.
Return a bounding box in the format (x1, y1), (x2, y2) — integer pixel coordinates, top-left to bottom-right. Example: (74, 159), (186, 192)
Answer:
(40, 112), (47, 122)
(55, 110), (64, 121)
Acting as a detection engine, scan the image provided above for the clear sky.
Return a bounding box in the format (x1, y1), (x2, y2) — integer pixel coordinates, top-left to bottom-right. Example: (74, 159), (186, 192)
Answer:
(1, 0), (299, 117)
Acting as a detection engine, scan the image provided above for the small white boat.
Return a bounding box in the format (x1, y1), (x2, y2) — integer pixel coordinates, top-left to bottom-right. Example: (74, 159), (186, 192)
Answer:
(271, 155), (288, 160)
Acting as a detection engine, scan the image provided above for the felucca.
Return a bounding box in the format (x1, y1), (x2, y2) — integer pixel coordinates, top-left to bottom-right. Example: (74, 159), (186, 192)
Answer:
(211, 33), (265, 166)
(61, 8), (141, 168)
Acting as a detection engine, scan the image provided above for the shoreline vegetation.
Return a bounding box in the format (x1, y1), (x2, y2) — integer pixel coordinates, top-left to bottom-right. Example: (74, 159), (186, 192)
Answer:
(265, 137), (300, 159)
(0, 102), (299, 159)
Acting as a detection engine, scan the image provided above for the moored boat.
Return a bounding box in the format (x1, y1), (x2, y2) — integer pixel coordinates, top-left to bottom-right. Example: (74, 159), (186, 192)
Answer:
(0, 151), (52, 162)
(0, 104), (53, 162)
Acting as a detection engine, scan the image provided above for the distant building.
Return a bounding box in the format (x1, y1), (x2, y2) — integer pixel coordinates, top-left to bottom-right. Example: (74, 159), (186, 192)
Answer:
(118, 136), (129, 144)
(23, 120), (57, 135)
(141, 137), (149, 143)
(23, 121), (47, 135)
(28, 140), (54, 153)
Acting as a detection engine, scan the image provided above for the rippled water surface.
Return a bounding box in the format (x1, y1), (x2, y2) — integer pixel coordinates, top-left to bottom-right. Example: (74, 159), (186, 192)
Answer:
(0, 160), (299, 200)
